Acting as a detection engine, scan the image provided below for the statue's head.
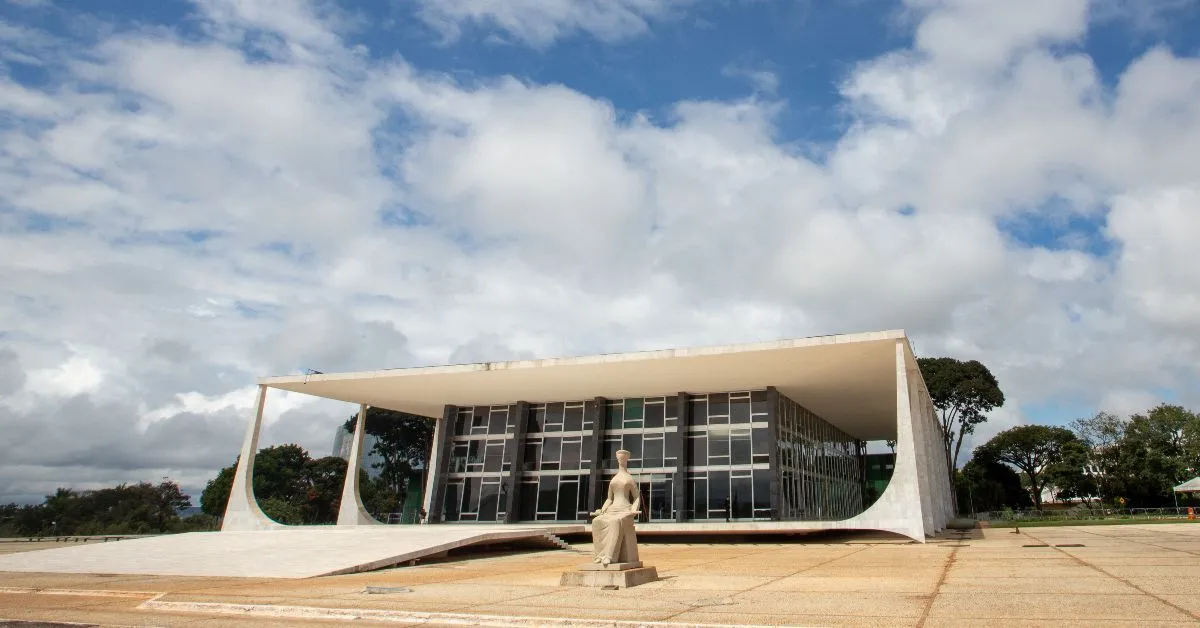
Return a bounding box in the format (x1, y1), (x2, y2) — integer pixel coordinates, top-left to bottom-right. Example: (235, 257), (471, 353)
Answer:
(615, 449), (631, 464)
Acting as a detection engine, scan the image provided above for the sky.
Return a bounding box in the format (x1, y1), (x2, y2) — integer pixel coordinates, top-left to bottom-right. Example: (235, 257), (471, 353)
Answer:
(1, 0), (1199, 506)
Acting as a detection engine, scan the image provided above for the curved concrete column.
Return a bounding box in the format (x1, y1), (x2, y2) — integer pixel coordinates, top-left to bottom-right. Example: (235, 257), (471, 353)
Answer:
(221, 385), (284, 531)
(337, 404), (382, 526)
(421, 413), (443, 520)
(822, 339), (949, 542)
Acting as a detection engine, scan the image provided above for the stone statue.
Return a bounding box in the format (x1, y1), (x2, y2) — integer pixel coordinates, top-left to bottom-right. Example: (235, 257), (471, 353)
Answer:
(589, 449), (641, 567)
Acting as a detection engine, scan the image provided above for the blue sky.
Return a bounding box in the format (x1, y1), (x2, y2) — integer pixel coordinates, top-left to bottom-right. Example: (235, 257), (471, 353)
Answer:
(1, 0), (1199, 502)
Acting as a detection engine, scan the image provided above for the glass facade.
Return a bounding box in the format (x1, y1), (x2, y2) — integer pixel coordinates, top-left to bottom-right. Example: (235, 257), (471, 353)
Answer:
(776, 394), (863, 520)
(685, 391), (774, 520)
(441, 405), (515, 522)
(519, 401), (595, 521)
(600, 396), (680, 522)
(436, 389), (866, 524)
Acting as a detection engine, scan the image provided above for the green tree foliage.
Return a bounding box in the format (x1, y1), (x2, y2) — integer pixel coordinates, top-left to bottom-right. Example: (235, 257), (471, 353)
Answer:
(3, 481), (192, 536)
(343, 407), (435, 512)
(917, 357), (1006, 482)
(1042, 440), (1098, 505)
(1083, 404), (1199, 507)
(199, 444), (378, 525)
(976, 425), (1078, 509)
(200, 464), (234, 517)
(956, 454), (1032, 513)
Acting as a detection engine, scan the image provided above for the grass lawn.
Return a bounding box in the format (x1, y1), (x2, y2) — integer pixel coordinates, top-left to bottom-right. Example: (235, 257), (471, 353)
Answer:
(987, 517), (1200, 528)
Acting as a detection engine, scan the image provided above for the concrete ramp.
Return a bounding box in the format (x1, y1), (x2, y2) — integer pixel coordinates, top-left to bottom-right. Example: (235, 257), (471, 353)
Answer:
(0, 525), (585, 579)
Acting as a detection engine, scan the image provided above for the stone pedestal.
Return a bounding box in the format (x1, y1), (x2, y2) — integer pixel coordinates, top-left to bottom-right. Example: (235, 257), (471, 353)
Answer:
(560, 562), (658, 588)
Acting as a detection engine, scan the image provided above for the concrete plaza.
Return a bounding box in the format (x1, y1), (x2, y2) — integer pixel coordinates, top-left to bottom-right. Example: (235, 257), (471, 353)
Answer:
(2, 523), (1199, 627)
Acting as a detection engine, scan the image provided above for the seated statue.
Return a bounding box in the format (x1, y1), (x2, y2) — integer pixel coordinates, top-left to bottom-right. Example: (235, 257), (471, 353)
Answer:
(590, 449), (641, 566)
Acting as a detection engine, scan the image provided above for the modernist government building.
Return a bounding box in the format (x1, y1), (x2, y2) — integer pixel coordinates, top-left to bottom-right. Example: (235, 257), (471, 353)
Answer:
(223, 330), (954, 541)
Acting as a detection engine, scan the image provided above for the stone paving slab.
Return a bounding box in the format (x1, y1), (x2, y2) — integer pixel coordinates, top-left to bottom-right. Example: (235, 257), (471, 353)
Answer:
(0, 524), (583, 579)
(3, 524), (1200, 626)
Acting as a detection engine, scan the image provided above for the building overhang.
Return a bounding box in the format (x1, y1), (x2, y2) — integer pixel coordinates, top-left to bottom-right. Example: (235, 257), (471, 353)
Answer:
(261, 329), (913, 441)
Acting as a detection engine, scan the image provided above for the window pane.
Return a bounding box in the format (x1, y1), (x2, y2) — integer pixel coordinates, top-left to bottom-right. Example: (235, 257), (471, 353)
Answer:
(523, 442), (541, 471)
(643, 436), (664, 468)
(688, 433), (707, 466)
(622, 433), (642, 461)
(731, 429), (752, 465)
(557, 481), (578, 521)
(644, 402), (665, 428)
(603, 438), (621, 469)
(463, 477), (481, 513)
(708, 426), (730, 457)
(665, 431), (680, 464)
(751, 390), (769, 415)
(537, 476), (558, 513)
(753, 469), (772, 511)
(708, 393), (729, 418)
(519, 482), (538, 521)
(454, 413), (468, 437)
(752, 426), (772, 455)
(731, 475), (753, 518)
(708, 471), (729, 515)
(730, 398), (750, 424)
(690, 399), (707, 426)
(542, 436), (561, 463)
(562, 439), (581, 471)
(578, 479), (593, 516)
(689, 476), (707, 519)
(564, 405), (584, 432)
(443, 483), (461, 521)
(605, 402), (622, 430)
(489, 410), (507, 435)
(527, 406), (544, 433)
(624, 398), (643, 422)
(664, 396), (679, 420)
(649, 476), (673, 521)
(479, 483), (499, 521)
(484, 442), (504, 472)
(546, 402), (565, 428)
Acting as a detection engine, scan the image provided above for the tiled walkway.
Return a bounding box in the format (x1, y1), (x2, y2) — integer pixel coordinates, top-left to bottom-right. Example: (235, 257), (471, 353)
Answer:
(1, 523), (1198, 626)
(0, 524), (583, 578)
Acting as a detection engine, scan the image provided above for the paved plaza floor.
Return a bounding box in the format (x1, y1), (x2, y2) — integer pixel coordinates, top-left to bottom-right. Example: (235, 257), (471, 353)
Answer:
(1, 523), (1199, 627)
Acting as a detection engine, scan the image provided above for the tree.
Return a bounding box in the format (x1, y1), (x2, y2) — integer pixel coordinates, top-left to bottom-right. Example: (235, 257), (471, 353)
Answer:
(918, 357), (1006, 491)
(200, 464), (235, 517)
(1101, 405), (1196, 507)
(343, 408), (435, 510)
(976, 425), (1077, 509)
(199, 445), (381, 525)
(956, 453), (1032, 514)
(1043, 440), (1098, 505)
(3, 482), (192, 536)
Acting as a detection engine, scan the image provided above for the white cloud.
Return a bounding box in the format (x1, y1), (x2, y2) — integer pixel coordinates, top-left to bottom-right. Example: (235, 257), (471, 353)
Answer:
(722, 63), (780, 94)
(408, 0), (699, 47)
(1, 0), (1199, 502)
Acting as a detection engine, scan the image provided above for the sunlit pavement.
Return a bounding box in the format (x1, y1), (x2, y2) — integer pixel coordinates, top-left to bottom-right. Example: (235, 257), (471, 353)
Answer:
(2, 523), (1199, 627)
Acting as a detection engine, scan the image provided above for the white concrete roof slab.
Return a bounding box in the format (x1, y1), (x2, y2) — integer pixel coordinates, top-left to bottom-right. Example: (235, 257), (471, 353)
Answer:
(0, 526), (583, 579)
(262, 330), (908, 441)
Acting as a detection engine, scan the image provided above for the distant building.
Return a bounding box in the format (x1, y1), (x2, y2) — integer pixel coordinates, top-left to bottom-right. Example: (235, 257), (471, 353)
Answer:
(332, 425), (384, 479)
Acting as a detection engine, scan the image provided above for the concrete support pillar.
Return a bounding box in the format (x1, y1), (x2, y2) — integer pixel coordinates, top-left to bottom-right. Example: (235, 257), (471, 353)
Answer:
(426, 405), (458, 523)
(891, 340), (928, 540)
(765, 387), (782, 521)
(587, 397), (607, 511)
(672, 392), (690, 523)
(503, 401), (530, 523)
(221, 385), (283, 531)
(336, 404), (381, 526)
(421, 412), (444, 520)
